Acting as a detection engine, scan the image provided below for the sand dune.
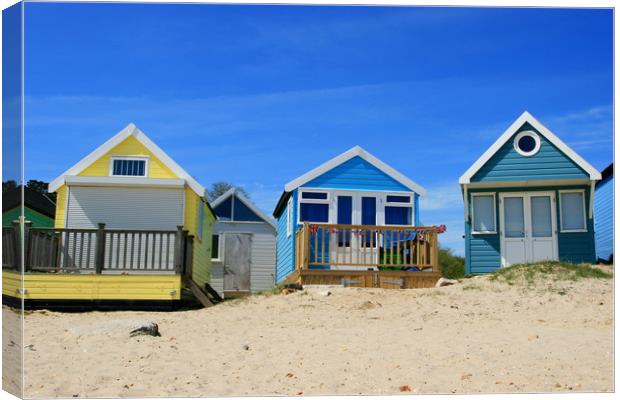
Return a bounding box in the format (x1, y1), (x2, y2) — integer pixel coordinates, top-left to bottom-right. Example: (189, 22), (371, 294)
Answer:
(12, 273), (614, 397)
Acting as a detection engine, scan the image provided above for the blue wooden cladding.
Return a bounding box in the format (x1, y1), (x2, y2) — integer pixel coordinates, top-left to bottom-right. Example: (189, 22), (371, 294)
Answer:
(461, 113), (601, 274)
(273, 147), (425, 283)
(472, 123), (589, 182)
(594, 164), (613, 263)
(305, 156), (411, 191)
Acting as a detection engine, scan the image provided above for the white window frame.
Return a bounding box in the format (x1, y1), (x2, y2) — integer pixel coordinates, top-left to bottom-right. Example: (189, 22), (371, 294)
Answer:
(383, 193), (414, 226)
(109, 155), (150, 177)
(211, 233), (223, 262)
(471, 192), (497, 234)
(294, 188), (418, 227)
(297, 189), (331, 224)
(513, 131), (541, 157)
(286, 198), (293, 237)
(559, 189), (588, 233)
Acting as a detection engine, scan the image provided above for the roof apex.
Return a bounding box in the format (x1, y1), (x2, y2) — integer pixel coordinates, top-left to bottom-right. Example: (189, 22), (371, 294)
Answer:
(283, 145), (426, 195)
(459, 111), (602, 184)
(48, 124), (207, 198)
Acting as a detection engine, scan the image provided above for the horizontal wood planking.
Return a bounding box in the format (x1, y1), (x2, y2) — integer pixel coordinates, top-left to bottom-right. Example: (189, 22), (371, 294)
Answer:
(2, 271), (181, 300)
(471, 124), (589, 183)
(275, 190), (297, 283)
(298, 270), (440, 289)
(594, 176), (613, 262)
(304, 156), (411, 191)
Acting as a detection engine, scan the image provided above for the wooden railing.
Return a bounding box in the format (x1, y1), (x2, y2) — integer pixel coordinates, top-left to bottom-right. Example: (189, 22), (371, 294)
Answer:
(295, 223), (439, 272)
(2, 222), (191, 274)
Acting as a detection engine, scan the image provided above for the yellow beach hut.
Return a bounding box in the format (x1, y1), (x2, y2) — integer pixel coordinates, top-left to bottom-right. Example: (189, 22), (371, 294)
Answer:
(2, 123), (216, 308)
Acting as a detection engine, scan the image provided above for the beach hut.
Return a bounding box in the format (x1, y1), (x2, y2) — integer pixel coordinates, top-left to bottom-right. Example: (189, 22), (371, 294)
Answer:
(210, 188), (276, 297)
(3, 123), (216, 308)
(460, 111), (601, 274)
(272, 146), (441, 289)
(594, 163), (613, 263)
(3, 186), (55, 227)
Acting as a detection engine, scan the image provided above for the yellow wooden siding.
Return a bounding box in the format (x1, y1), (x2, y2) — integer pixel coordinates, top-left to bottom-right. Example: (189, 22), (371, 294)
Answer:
(191, 201), (215, 288)
(54, 185), (67, 228)
(79, 136), (178, 178)
(184, 187), (198, 236)
(2, 271), (181, 300)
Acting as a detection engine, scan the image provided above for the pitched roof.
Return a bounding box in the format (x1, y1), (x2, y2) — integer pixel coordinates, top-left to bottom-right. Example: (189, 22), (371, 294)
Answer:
(3, 186), (56, 218)
(48, 123), (206, 197)
(284, 145), (427, 195)
(459, 111), (602, 184)
(211, 187), (276, 229)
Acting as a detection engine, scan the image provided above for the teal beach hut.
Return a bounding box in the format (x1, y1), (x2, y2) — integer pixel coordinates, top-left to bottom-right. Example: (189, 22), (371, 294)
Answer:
(460, 111), (602, 274)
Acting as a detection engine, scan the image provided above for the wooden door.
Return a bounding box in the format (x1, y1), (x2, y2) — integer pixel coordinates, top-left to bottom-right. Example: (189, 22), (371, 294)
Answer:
(223, 233), (252, 292)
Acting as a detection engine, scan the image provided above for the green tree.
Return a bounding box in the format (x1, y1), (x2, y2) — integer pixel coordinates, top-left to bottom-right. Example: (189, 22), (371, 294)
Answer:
(2, 180), (17, 193)
(438, 246), (465, 279)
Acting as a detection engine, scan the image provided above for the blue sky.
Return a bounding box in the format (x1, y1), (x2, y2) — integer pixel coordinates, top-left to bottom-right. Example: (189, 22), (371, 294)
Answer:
(19, 3), (613, 254)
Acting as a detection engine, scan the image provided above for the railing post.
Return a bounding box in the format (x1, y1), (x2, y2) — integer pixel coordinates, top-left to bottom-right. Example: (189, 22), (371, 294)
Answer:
(304, 223), (310, 270)
(95, 223), (106, 274)
(173, 225), (185, 274)
(12, 220), (27, 272)
(432, 228), (439, 273)
(23, 221), (32, 272)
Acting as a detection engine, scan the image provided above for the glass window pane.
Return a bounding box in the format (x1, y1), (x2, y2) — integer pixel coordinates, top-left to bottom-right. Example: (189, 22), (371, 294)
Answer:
(211, 235), (219, 259)
(385, 206), (411, 225)
(561, 192), (585, 230)
(113, 160), (121, 175)
(301, 192), (328, 200)
(300, 203), (329, 223)
(386, 195), (410, 203)
(361, 197), (376, 225)
(337, 196), (352, 224)
(504, 197), (524, 237)
(473, 195), (495, 232)
(531, 196), (552, 237)
(138, 160), (145, 176)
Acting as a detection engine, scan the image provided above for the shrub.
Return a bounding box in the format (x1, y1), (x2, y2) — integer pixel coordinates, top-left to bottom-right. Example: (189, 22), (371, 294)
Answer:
(489, 261), (612, 285)
(438, 246), (465, 279)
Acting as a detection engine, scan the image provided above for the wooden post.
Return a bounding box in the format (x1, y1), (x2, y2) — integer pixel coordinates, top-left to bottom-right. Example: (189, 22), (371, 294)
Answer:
(173, 225), (185, 274)
(432, 229), (439, 273)
(184, 233), (193, 278)
(12, 221), (23, 272)
(303, 223), (310, 270)
(23, 221), (32, 272)
(95, 223), (106, 274)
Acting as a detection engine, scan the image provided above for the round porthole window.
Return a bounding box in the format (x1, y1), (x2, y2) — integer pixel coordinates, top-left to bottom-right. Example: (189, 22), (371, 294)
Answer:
(513, 131), (541, 156)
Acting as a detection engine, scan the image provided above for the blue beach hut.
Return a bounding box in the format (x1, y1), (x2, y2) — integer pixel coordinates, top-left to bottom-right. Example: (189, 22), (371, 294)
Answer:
(272, 146), (428, 284)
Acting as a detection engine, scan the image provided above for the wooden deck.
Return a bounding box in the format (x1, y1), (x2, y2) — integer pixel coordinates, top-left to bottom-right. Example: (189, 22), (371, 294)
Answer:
(2, 270), (182, 301)
(287, 269), (440, 289)
(292, 223), (443, 289)
(2, 222), (191, 303)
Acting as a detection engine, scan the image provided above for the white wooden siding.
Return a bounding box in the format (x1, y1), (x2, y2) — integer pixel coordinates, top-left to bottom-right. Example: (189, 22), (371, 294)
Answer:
(211, 221), (276, 296)
(66, 186), (184, 229)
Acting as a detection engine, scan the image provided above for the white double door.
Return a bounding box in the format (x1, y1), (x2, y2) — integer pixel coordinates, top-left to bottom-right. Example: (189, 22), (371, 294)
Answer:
(499, 192), (558, 267)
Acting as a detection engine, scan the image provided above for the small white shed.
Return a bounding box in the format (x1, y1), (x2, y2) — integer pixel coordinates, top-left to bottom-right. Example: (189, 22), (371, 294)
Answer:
(210, 188), (276, 297)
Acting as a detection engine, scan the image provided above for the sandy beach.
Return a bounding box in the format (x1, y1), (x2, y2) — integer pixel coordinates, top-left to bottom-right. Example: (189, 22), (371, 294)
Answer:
(11, 271), (614, 397)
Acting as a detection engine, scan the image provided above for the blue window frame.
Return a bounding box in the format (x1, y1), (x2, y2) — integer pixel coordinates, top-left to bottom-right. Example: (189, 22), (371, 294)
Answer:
(111, 158), (146, 176)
